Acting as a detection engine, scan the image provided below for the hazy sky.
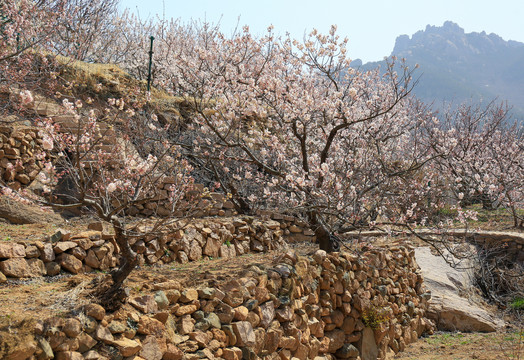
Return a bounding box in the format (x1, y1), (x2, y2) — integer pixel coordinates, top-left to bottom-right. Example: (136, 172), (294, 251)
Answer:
(119, 0), (524, 63)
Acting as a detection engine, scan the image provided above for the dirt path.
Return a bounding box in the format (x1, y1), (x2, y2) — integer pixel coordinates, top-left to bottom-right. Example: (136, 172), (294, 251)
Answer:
(393, 330), (523, 360)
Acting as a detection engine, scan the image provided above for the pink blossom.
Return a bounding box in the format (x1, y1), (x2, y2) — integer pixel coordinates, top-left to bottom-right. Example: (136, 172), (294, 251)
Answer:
(42, 136), (53, 150)
(107, 182), (117, 193)
(19, 90), (33, 105)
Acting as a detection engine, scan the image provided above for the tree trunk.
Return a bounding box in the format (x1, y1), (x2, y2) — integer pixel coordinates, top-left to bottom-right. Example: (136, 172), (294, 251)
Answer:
(315, 223), (339, 252)
(94, 225), (137, 311)
(307, 210), (339, 252)
(511, 205), (520, 229)
(95, 256), (136, 312)
(228, 182), (252, 215)
(481, 193), (495, 210)
(110, 255), (138, 290)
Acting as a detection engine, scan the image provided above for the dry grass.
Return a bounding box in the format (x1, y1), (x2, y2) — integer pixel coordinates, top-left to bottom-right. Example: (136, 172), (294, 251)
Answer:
(394, 330), (523, 360)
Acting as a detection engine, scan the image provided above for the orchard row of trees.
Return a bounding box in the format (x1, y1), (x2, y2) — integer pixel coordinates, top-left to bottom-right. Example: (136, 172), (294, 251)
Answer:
(1, 0), (522, 306)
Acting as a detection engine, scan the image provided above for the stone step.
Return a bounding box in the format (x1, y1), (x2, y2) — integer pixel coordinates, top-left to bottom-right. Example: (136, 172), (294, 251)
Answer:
(30, 102), (62, 117)
(80, 157), (122, 168)
(89, 144), (115, 153)
(52, 115), (114, 133)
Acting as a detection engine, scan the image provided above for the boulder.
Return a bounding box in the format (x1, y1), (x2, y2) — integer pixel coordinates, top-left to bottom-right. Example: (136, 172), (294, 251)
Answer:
(55, 351), (83, 360)
(179, 289), (198, 303)
(415, 247), (504, 332)
(139, 335), (164, 360)
(77, 332), (97, 353)
(0, 243), (25, 258)
(154, 291), (169, 310)
(84, 250), (100, 269)
(153, 280), (181, 291)
(324, 329), (346, 352)
(359, 327), (378, 360)
(163, 343), (183, 360)
(178, 315), (194, 335)
(81, 350), (102, 360)
(138, 316), (165, 336)
(63, 318), (82, 338)
(45, 262), (61, 276)
(108, 320), (127, 334)
(203, 235), (221, 258)
(174, 304), (198, 317)
(112, 338), (142, 357)
(219, 244), (236, 259)
(94, 325), (114, 344)
(129, 295), (158, 314)
(40, 243), (55, 262)
(189, 331), (210, 347)
(4, 340), (37, 360)
(27, 258), (46, 276)
(336, 344), (360, 359)
(0, 258), (33, 278)
(24, 245), (40, 258)
(36, 337), (54, 360)
(187, 240), (202, 261)
(53, 241), (77, 254)
(84, 303), (106, 320)
(232, 321), (256, 347)
(57, 253), (83, 274)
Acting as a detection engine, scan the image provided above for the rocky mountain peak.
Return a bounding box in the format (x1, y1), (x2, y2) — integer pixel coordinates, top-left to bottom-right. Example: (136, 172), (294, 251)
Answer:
(391, 21), (512, 59)
(359, 21), (524, 120)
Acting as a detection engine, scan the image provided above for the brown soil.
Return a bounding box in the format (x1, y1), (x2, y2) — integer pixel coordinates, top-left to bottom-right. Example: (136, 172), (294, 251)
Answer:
(0, 195), (63, 226)
(0, 214), (88, 243)
(393, 330), (523, 360)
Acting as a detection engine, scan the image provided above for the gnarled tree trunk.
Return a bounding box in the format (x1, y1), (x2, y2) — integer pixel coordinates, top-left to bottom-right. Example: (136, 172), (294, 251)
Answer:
(307, 210), (339, 253)
(93, 222), (137, 311)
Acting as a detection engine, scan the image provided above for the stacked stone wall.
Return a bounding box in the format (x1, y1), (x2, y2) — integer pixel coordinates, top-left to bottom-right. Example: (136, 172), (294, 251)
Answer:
(16, 247), (434, 360)
(466, 231), (524, 263)
(0, 125), (46, 191)
(0, 217), (287, 280)
(128, 184), (238, 219)
(265, 212), (316, 244)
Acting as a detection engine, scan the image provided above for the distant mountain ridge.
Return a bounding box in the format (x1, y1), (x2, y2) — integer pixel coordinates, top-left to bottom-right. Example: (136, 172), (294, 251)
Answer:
(358, 21), (524, 119)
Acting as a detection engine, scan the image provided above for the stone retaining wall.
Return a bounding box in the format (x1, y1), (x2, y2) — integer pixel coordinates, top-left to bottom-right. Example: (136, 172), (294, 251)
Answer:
(10, 247), (434, 360)
(465, 231), (524, 263)
(129, 184), (239, 219)
(265, 212), (316, 244)
(129, 189), (323, 242)
(0, 217), (287, 280)
(0, 125), (46, 191)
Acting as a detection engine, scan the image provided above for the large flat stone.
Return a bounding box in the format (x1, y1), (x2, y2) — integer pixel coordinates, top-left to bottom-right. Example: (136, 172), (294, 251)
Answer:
(415, 247), (504, 332)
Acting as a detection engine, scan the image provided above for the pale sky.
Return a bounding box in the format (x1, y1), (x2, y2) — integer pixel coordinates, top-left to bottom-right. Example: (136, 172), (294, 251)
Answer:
(119, 0), (524, 63)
